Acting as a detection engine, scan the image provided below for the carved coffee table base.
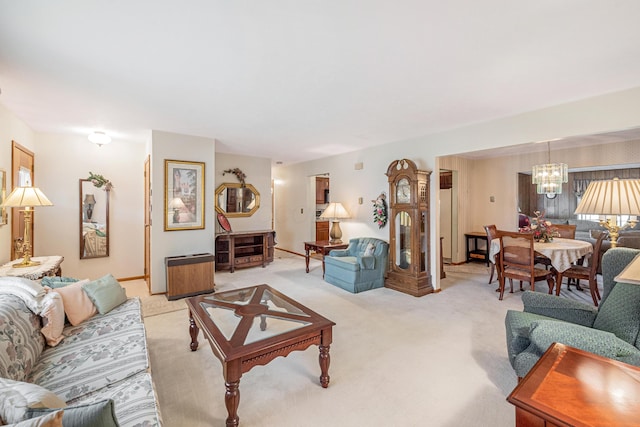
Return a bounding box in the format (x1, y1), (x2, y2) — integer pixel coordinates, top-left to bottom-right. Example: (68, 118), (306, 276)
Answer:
(187, 286), (334, 426)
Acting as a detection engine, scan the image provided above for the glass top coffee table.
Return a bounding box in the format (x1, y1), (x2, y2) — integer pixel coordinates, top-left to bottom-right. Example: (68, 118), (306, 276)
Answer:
(186, 284), (335, 427)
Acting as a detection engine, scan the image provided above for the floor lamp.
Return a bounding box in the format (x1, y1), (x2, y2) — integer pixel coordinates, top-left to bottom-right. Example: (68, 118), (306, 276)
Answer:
(574, 178), (640, 248)
(1, 187), (54, 267)
(320, 202), (350, 244)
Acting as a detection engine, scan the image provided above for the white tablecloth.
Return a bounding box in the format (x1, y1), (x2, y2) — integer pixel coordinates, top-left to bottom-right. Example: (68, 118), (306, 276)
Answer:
(0, 256), (64, 280)
(490, 238), (593, 273)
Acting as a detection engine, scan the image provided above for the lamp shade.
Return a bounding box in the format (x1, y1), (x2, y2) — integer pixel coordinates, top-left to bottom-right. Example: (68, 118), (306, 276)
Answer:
(83, 194), (97, 205)
(1, 187), (53, 208)
(169, 197), (186, 209)
(320, 202), (350, 219)
(574, 178), (640, 216)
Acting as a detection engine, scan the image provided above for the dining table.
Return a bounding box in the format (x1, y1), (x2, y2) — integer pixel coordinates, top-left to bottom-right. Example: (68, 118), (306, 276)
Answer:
(489, 237), (594, 293)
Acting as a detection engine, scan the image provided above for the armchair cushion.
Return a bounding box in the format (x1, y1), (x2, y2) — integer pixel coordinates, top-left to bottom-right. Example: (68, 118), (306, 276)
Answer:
(522, 291), (598, 327)
(529, 320), (638, 359)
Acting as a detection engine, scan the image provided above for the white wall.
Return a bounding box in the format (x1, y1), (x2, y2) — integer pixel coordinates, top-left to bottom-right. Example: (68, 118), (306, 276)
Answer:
(0, 103), (36, 264)
(274, 87), (640, 289)
(35, 133), (146, 279)
(150, 130), (215, 294)
(215, 153), (272, 232)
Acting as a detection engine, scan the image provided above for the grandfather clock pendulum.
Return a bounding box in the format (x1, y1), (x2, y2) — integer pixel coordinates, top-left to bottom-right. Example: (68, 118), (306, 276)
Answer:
(384, 159), (433, 296)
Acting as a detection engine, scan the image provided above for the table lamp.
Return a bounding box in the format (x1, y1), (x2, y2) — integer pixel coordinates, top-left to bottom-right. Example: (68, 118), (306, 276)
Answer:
(0, 187), (54, 267)
(83, 193), (97, 221)
(574, 178), (640, 248)
(320, 202), (350, 244)
(169, 197), (186, 224)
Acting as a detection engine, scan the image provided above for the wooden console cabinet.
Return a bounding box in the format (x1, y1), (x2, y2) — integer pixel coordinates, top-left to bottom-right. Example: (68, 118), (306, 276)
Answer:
(165, 253), (214, 300)
(215, 230), (276, 272)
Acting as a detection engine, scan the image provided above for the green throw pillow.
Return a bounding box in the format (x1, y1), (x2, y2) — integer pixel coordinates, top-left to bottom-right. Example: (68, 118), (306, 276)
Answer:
(25, 399), (119, 427)
(81, 274), (127, 315)
(41, 276), (79, 289)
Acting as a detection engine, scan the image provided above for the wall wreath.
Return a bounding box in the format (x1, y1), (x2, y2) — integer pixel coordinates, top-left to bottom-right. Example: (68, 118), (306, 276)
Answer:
(372, 192), (388, 228)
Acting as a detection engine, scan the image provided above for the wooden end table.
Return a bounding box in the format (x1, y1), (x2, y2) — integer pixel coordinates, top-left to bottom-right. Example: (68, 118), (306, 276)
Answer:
(186, 284), (335, 426)
(0, 255), (64, 280)
(507, 342), (640, 426)
(304, 240), (349, 278)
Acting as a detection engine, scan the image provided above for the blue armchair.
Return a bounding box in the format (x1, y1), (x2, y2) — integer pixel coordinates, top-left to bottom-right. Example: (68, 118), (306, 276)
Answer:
(324, 237), (389, 293)
(504, 247), (640, 378)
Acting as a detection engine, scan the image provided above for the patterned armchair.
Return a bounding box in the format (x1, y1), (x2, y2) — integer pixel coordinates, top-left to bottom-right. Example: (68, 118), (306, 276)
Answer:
(324, 237), (389, 293)
(504, 247), (640, 378)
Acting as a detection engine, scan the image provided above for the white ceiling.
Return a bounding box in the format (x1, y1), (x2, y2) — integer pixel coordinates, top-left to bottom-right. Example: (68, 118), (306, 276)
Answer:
(2, 1), (640, 164)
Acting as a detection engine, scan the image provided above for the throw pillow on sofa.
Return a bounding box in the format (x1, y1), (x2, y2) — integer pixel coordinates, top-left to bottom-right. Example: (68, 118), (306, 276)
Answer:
(39, 291), (65, 346)
(0, 378), (66, 424)
(25, 399), (118, 427)
(40, 276), (79, 289)
(50, 279), (97, 326)
(81, 274), (127, 315)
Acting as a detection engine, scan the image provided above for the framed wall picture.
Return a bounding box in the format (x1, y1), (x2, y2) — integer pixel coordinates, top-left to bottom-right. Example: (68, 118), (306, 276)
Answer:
(165, 159), (205, 231)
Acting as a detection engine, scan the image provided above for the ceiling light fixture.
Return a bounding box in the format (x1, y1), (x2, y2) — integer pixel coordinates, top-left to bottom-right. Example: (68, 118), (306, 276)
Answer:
(88, 131), (112, 147)
(531, 141), (568, 196)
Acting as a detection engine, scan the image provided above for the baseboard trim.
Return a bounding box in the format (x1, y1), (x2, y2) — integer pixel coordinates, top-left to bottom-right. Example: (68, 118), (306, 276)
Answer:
(118, 275), (145, 282)
(276, 247), (305, 258)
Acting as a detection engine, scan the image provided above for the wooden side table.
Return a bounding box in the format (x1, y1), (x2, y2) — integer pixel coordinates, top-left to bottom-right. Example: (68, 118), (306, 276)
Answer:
(465, 232), (489, 265)
(304, 240), (349, 278)
(507, 342), (640, 427)
(0, 256), (64, 280)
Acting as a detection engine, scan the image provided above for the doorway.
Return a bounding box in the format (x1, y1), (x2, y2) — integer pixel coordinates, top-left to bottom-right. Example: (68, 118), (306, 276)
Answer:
(439, 169), (459, 264)
(144, 155), (151, 291)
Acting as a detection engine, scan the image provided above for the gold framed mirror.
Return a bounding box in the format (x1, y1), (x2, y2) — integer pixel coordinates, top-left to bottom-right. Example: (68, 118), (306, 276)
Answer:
(215, 183), (260, 217)
(0, 169), (6, 225)
(79, 179), (109, 259)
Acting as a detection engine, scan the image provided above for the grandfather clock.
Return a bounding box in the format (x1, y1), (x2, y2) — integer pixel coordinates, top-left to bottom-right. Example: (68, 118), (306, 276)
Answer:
(385, 159), (433, 296)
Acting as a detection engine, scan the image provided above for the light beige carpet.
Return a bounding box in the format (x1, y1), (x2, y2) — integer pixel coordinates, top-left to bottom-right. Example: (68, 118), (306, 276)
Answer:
(122, 279), (189, 318)
(143, 252), (535, 427)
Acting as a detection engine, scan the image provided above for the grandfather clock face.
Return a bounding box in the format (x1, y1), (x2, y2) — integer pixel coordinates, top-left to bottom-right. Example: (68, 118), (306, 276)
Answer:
(396, 178), (411, 204)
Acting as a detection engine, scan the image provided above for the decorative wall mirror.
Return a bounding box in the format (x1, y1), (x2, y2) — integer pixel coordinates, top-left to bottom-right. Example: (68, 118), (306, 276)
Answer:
(79, 179), (109, 259)
(0, 169), (6, 225)
(215, 183), (260, 217)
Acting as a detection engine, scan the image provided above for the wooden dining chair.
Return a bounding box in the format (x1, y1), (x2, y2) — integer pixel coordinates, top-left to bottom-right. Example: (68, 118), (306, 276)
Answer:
(555, 231), (608, 306)
(554, 224), (577, 239)
(497, 230), (556, 300)
(483, 224), (498, 284)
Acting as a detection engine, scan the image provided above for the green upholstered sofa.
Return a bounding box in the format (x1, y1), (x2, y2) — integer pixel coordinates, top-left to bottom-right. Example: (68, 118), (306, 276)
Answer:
(324, 237), (389, 293)
(504, 247), (640, 378)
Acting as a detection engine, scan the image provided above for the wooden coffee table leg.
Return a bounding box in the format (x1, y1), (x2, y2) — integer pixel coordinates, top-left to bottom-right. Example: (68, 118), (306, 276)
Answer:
(319, 344), (331, 388)
(224, 362), (241, 427)
(189, 311), (199, 351)
(305, 246), (311, 273)
(224, 379), (240, 427)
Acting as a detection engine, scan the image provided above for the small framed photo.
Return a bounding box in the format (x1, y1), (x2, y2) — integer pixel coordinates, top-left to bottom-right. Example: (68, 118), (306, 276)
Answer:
(165, 159), (205, 231)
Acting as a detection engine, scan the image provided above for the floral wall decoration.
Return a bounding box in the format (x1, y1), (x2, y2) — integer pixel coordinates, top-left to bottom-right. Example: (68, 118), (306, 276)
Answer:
(87, 172), (113, 191)
(372, 192), (388, 228)
(222, 168), (246, 187)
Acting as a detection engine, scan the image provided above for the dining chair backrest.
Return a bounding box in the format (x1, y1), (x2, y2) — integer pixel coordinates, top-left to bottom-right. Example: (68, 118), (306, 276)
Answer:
(484, 224), (498, 244)
(554, 224), (577, 239)
(589, 231), (609, 276)
(498, 230), (535, 275)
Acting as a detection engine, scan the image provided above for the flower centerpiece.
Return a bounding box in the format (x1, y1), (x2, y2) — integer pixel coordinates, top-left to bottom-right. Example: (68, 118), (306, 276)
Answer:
(520, 210), (559, 242)
(372, 192), (388, 228)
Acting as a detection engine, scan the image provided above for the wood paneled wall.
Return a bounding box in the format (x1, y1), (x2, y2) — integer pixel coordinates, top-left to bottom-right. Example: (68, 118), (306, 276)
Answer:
(519, 167), (640, 218)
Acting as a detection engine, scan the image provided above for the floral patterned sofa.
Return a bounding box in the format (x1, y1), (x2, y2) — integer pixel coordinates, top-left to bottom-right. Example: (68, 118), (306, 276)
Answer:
(0, 277), (161, 426)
